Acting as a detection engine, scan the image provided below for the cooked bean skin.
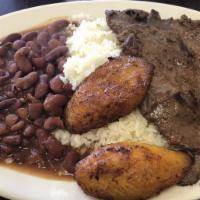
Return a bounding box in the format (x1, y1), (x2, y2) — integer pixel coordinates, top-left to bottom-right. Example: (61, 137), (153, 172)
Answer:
(2, 33), (22, 44)
(46, 63), (55, 77)
(14, 72), (39, 90)
(17, 107), (28, 119)
(35, 81), (49, 99)
(0, 144), (14, 154)
(8, 62), (18, 74)
(50, 75), (64, 93)
(14, 47), (33, 73)
(44, 116), (64, 130)
(44, 136), (64, 158)
(45, 46), (67, 62)
(44, 94), (67, 114)
(0, 98), (16, 110)
(13, 40), (26, 50)
(0, 123), (8, 135)
(28, 103), (43, 120)
(23, 124), (36, 137)
(63, 150), (80, 173)
(3, 135), (22, 145)
(5, 114), (19, 127)
(22, 31), (38, 42)
(10, 120), (25, 131)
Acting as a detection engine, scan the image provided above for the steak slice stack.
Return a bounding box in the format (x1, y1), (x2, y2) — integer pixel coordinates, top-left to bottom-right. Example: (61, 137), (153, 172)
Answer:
(106, 9), (200, 185)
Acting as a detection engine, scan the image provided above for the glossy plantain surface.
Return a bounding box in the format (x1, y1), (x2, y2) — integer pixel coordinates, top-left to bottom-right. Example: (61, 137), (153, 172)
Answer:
(75, 142), (192, 200)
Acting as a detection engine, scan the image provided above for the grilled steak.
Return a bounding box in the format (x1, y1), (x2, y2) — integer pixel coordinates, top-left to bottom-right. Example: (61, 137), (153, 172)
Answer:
(106, 9), (200, 185)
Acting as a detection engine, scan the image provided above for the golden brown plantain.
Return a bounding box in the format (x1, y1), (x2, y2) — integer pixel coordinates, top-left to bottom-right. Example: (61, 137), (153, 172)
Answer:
(75, 142), (192, 200)
(65, 56), (154, 133)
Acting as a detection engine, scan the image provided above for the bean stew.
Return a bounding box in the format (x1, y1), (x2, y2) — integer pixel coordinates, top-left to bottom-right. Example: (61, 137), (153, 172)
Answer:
(0, 19), (81, 175)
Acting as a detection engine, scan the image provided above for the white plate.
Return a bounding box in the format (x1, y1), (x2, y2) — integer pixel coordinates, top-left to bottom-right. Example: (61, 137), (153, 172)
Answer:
(0, 1), (200, 200)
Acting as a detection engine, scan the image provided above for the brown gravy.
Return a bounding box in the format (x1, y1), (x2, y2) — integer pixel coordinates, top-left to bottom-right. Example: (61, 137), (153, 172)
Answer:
(0, 161), (74, 181)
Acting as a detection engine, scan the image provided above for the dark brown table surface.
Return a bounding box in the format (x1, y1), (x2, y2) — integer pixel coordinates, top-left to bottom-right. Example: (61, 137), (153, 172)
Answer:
(0, 0), (200, 200)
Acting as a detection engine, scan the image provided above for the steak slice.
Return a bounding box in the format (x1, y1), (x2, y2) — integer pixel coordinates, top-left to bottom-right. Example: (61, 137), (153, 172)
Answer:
(180, 154), (200, 186)
(106, 9), (200, 185)
(145, 94), (200, 149)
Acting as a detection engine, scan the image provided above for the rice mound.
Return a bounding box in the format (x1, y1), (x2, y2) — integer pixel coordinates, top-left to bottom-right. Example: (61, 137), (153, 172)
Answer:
(62, 17), (121, 89)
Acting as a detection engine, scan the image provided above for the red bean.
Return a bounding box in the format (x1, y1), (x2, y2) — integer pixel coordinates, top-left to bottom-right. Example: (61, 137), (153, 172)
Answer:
(34, 117), (45, 127)
(0, 58), (5, 67)
(46, 63), (55, 77)
(45, 46), (67, 62)
(2, 33), (22, 44)
(8, 62), (18, 75)
(26, 41), (39, 53)
(36, 128), (49, 153)
(0, 96), (6, 101)
(0, 71), (10, 86)
(22, 31), (38, 42)
(37, 31), (49, 46)
(12, 40), (26, 50)
(0, 144), (14, 154)
(27, 93), (39, 103)
(63, 82), (73, 95)
(10, 120), (25, 131)
(23, 124), (36, 137)
(5, 91), (14, 98)
(59, 35), (66, 43)
(51, 33), (60, 39)
(13, 70), (22, 80)
(3, 42), (13, 50)
(32, 57), (46, 69)
(0, 98), (16, 110)
(41, 46), (49, 55)
(0, 46), (6, 56)
(44, 116), (64, 130)
(17, 107), (28, 119)
(57, 57), (65, 73)
(51, 20), (69, 31)
(14, 47), (32, 73)
(44, 136), (64, 158)
(0, 123), (8, 135)
(50, 75), (64, 93)
(10, 99), (21, 111)
(28, 103), (43, 120)
(5, 114), (19, 127)
(43, 94), (67, 114)
(40, 74), (49, 83)
(3, 135), (22, 145)
(14, 72), (39, 90)
(35, 81), (49, 99)
(63, 150), (80, 173)
(48, 39), (61, 49)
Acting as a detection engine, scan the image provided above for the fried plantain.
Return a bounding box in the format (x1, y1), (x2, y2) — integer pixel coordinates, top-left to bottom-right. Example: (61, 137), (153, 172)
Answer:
(65, 56), (154, 134)
(75, 142), (192, 200)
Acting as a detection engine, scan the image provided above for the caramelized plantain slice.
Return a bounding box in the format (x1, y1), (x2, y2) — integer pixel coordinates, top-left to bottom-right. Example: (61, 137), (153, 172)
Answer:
(75, 142), (192, 200)
(65, 56), (154, 134)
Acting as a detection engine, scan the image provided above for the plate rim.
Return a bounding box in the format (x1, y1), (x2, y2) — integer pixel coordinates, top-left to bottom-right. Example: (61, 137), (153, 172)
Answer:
(1, 0), (200, 19)
(0, 1), (200, 200)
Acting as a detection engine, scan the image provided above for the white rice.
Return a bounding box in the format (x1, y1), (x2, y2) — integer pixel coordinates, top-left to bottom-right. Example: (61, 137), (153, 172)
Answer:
(53, 17), (167, 149)
(62, 18), (121, 89)
(53, 110), (167, 148)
